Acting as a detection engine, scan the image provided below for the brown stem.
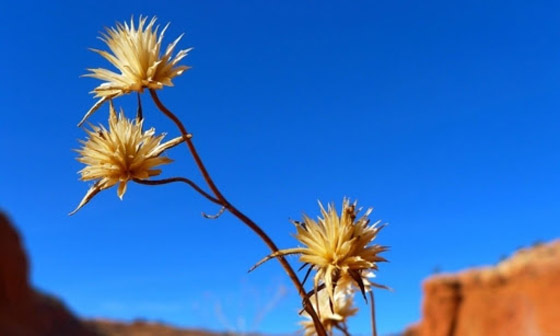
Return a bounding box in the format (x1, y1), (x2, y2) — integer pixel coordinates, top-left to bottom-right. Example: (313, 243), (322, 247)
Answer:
(149, 89), (326, 336)
(370, 290), (377, 336)
(133, 177), (221, 205)
(149, 89), (226, 202)
(136, 92), (143, 121)
(335, 324), (351, 336)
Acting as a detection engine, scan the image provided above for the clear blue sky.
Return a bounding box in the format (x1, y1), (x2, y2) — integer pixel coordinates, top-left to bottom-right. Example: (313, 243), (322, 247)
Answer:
(1, 1), (559, 335)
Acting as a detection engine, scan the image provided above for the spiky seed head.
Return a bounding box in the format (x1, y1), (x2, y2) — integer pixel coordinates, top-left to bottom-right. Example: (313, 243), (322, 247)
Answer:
(295, 199), (388, 302)
(250, 199), (388, 308)
(70, 101), (183, 215)
(80, 15), (192, 126)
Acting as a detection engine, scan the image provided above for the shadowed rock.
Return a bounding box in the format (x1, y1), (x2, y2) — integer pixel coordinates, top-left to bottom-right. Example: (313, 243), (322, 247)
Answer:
(86, 319), (236, 336)
(0, 211), (240, 336)
(0, 211), (100, 336)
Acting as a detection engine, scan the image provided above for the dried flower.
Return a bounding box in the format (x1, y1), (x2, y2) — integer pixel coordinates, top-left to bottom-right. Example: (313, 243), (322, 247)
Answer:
(251, 199), (387, 302)
(80, 16), (191, 126)
(301, 279), (357, 336)
(70, 101), (184, 215)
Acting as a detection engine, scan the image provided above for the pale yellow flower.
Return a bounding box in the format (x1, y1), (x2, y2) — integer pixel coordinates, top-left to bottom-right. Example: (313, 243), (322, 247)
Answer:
(251, 199), (387, 302)
(301, 279), (357, 336)
(70, 101), (184, 215)
(80, 16), (191, 126)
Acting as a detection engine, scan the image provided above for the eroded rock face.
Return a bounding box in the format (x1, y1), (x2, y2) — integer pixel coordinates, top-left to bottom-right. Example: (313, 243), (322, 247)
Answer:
(86, 319), (230, 336)
(406, 240), (560, 336)
(0, 212), (30, 309)
(0, 211), (100, 336)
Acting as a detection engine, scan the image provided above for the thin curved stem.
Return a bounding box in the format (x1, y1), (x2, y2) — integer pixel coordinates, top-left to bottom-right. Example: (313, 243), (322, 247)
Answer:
(133, 177), (221, 205)
(249, 248), (307, 272)
(335, 324), (351, 336)
(149, 90), (326, 336)
(149, 89), (226, 202)
(203, 206), (226, 219)
(370, 290), (377, 336)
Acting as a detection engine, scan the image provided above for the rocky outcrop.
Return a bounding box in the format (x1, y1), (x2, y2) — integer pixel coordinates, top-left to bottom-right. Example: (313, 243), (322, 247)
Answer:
(0, 211), (101, 336)
(86, 319), (230, 336)
(406, 240), (560, 336)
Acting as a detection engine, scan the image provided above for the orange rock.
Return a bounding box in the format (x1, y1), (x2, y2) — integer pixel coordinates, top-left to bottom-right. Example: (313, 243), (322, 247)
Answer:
(407, 240), (560, 336)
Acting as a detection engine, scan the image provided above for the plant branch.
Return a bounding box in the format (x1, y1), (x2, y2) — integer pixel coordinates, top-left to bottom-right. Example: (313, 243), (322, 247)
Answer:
(370, 290), (377, 336)
(149, 89), (226, 202)
(335, 324), (351, 336)
(202, 206), (226, 219)
(133, 177), (221, 205)
(149, 89), (327, 336)
(136, 92), (143, 121)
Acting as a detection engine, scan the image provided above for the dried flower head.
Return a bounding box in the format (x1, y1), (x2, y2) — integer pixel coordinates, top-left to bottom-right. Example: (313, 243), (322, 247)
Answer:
(80, 16), (191, 126)
(251, 199), (387, 302)
(70, 101), (184, 215)
(301, 279), (357, 336)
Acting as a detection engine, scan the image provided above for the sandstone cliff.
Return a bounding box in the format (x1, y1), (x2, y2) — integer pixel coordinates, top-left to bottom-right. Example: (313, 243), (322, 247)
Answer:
(405, 240), (560, 336)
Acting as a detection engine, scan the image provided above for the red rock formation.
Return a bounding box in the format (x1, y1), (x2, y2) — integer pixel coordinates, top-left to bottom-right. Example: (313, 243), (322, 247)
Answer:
(406, 240), (560, 336)
(0, 211), (100, 336)
(86, 319), (228, 336)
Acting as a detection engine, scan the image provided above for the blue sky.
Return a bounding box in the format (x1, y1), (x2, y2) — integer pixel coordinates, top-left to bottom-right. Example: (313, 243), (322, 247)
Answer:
(1, 1), (559, 335)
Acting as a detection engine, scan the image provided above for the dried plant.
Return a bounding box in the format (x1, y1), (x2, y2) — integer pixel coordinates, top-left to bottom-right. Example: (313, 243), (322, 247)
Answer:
(71, 100), (183, 215)
(252, 200), (387, 301)
(251, 200), (388, 335)
(80, 16), (191, 126)
(71, 16), (388, 336)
